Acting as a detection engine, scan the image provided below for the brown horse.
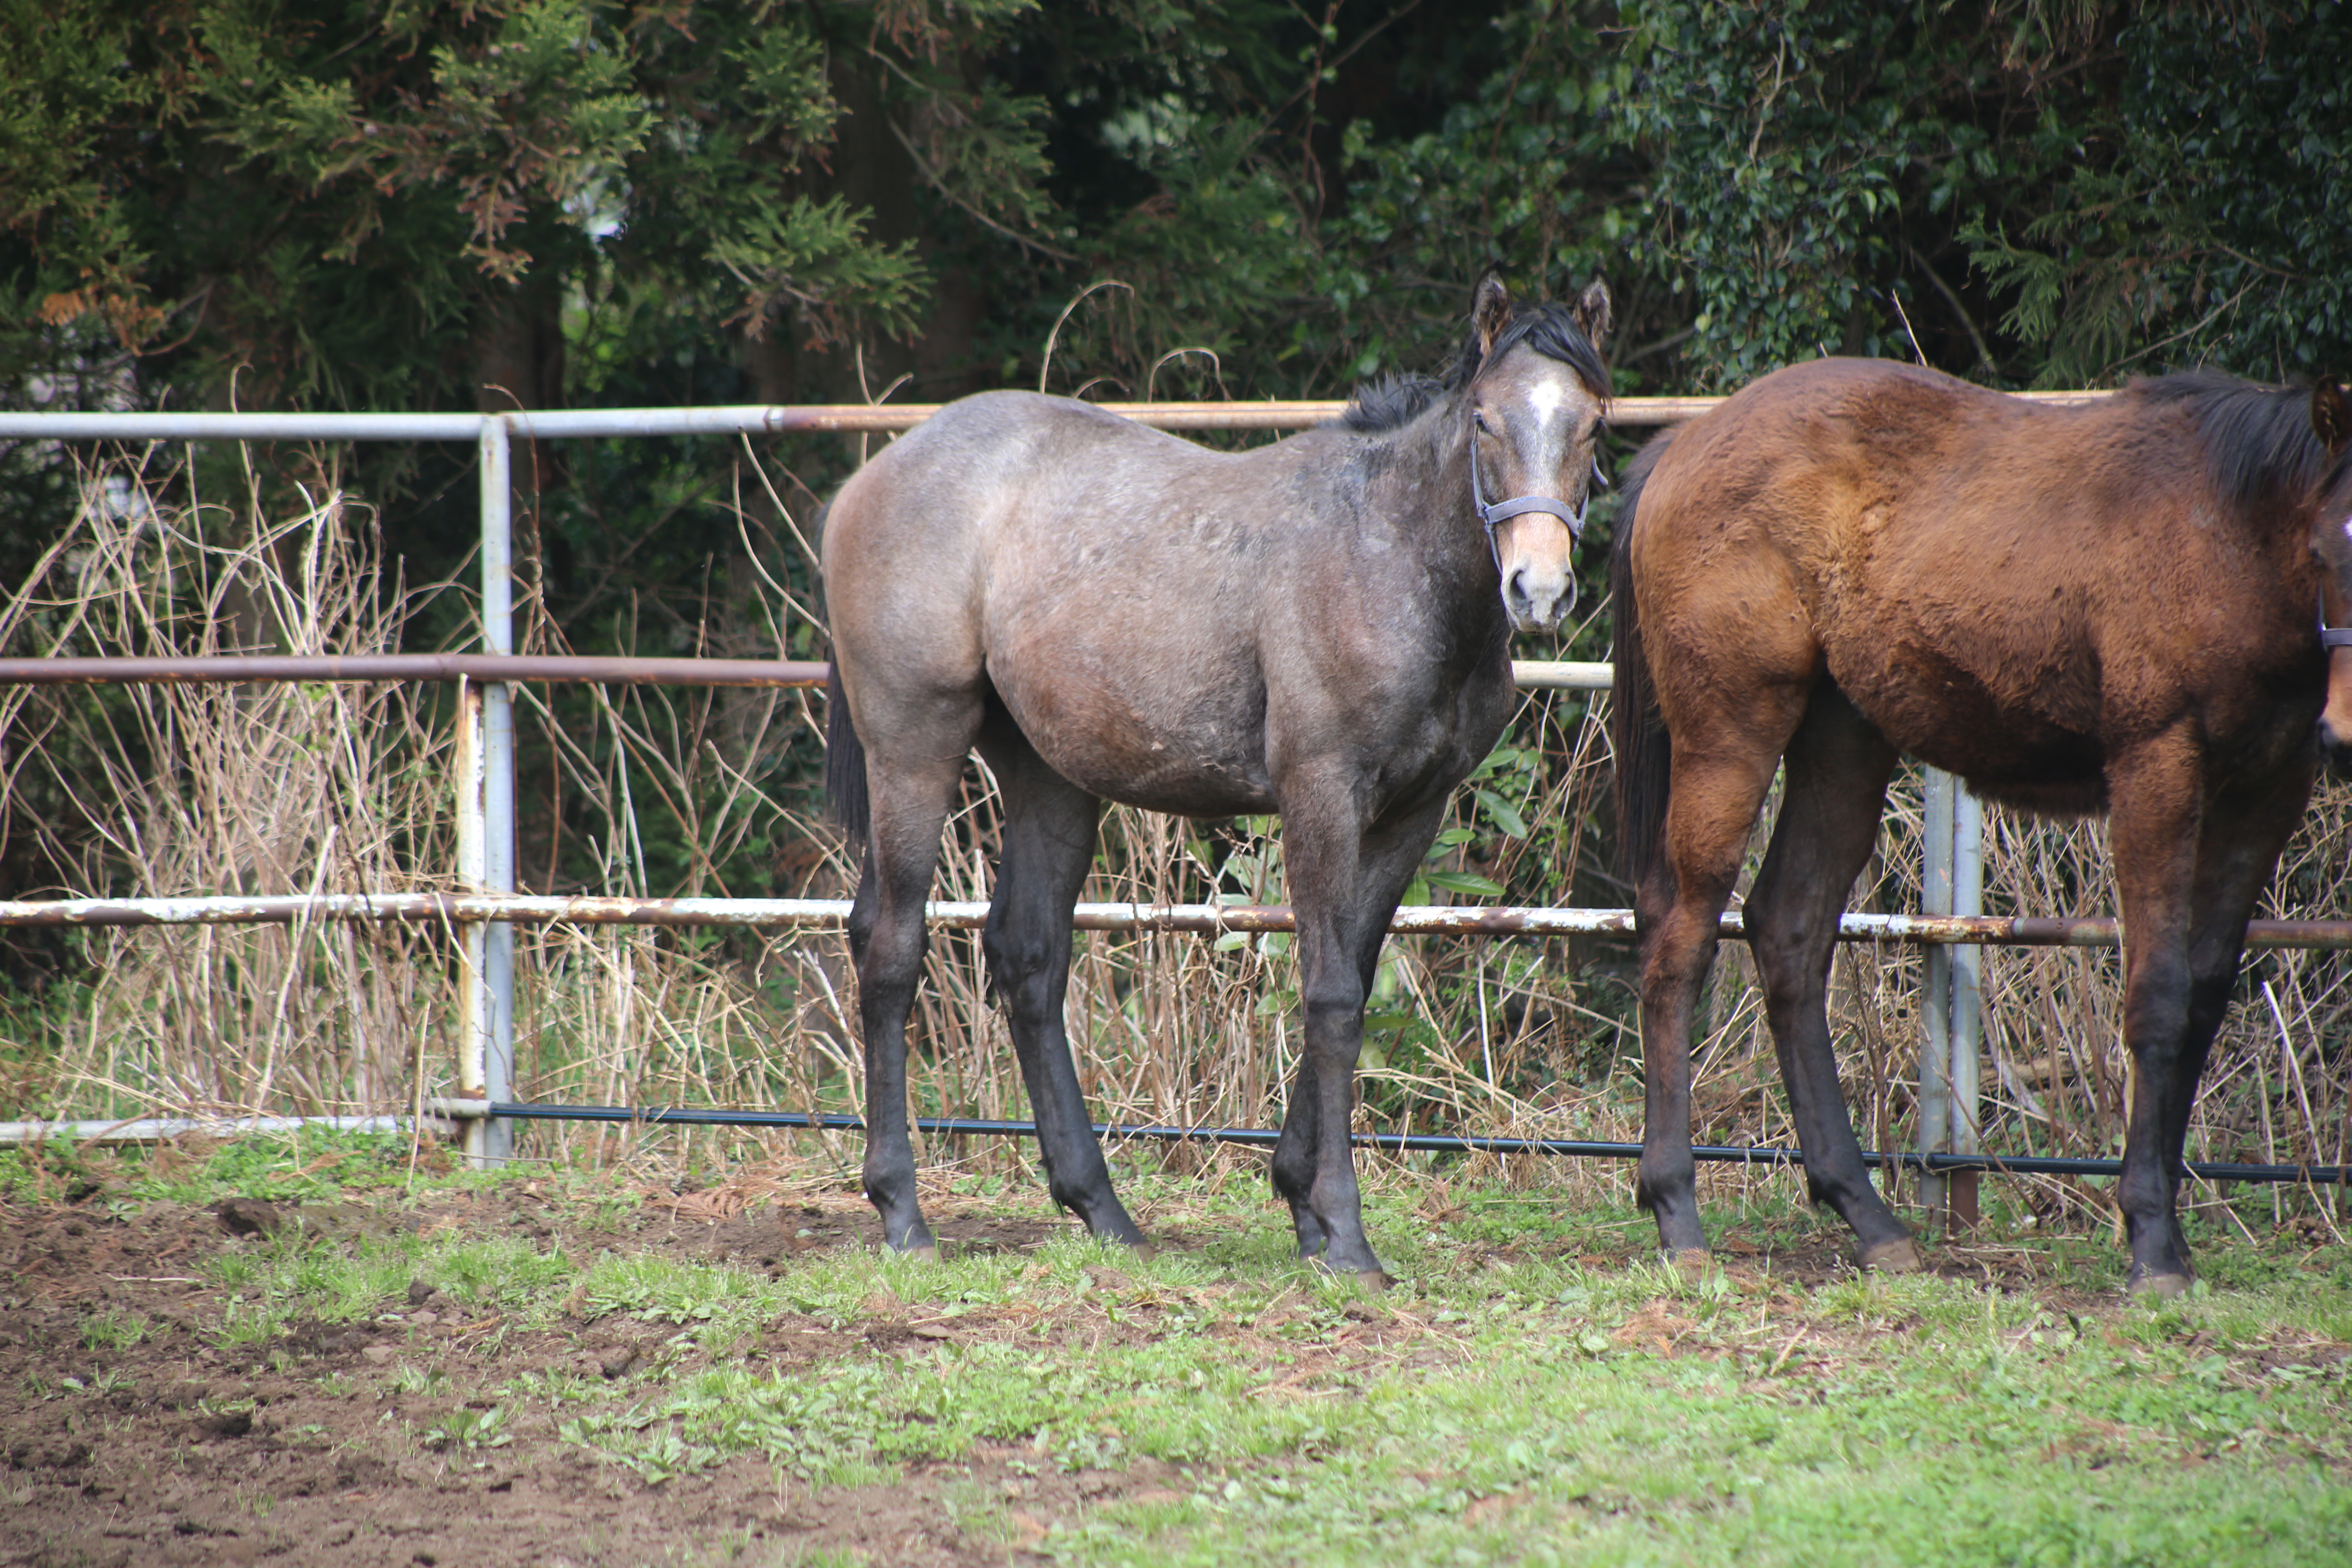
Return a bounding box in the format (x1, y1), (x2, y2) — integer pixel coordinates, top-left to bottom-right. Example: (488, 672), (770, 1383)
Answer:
(1611, 357), (2352, 1294)
(824, 274), (1613, 1283)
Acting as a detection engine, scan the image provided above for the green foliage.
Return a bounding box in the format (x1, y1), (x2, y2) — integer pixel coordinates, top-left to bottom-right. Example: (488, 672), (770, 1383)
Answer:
(1968, 2), (2352, 384)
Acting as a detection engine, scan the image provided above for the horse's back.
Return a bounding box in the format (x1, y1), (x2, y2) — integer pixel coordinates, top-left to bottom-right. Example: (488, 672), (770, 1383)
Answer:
(1628, 359), (2309, 806)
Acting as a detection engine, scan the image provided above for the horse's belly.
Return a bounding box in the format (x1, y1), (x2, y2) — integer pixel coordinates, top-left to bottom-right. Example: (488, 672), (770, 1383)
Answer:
(997, 672), (1277, 816)
(1832, 660), (2109, 815)
(1047, 746), (1278, 817)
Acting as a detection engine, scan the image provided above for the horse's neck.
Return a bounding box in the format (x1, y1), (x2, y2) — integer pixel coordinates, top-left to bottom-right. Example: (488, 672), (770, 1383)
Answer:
(1353, 402), (1509, 664)
(1386, 402), (1490, 582)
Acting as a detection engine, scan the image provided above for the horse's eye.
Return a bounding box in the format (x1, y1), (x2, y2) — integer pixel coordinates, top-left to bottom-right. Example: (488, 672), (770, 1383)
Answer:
(1473, 411), (1492, 435)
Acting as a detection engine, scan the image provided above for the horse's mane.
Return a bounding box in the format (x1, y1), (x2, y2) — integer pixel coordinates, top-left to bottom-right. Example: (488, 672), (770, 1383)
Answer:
(1339, 372), (1448, 432)
(1338, 300), (1613, 434)
(2130, 369), (2352, 508)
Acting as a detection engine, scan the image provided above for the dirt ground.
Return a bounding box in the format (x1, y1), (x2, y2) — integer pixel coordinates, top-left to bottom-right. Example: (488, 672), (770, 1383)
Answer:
(4, 1172), (2327, 1568)
(0, 1171), (1893, 1568)
(0, 1182), (1173, 1568)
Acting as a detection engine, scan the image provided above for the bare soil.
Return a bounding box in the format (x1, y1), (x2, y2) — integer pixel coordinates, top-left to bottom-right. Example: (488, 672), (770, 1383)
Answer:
(7, 1173), (2332, 1567)
(0, 1185), (1158, 1568)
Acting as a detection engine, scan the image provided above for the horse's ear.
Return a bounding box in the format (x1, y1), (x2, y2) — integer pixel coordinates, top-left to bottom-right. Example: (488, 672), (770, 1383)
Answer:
(2314, 380), (2352, 456)
(1574, 278), (1613, 351)
(1473, 271), (1512, 359)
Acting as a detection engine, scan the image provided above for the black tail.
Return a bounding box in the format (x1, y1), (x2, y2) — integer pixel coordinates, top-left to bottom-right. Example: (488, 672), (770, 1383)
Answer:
(825, 660), (870, 849)
(1609, 431), (1678, 902)
(814, 497), (871, 851)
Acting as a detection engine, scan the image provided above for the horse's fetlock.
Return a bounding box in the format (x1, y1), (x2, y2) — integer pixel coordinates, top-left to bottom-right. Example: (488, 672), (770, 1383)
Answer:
(1269, 1157), (1311, 1205)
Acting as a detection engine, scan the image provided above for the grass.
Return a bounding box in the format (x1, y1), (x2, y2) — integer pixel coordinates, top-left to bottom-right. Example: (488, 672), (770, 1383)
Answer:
(90, 1143), (2352, 1567)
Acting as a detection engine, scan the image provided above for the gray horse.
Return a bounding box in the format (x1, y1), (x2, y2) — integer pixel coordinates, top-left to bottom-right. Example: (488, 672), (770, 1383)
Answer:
(821, 274), (1612, 1283)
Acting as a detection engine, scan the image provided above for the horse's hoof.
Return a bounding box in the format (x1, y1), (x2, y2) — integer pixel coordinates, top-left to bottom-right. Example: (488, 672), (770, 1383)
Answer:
(1311, 1257), (1392, 1291)
(1127, 1240), (1159, 1265)
(1860, 1239), (1922, 1275)
(898, 1242), (940, 1265)
(2129, 1270), (2194, 1299)
(1671, 1247), (1713, 1280)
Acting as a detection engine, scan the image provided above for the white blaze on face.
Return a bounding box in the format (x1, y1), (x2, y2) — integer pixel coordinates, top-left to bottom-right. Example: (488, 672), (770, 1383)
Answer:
(1512, 366), (1584, 499)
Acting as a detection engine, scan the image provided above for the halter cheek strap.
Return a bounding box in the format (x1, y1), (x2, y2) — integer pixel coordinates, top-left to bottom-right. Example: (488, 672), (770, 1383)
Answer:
(1470, 438), (1595, 570)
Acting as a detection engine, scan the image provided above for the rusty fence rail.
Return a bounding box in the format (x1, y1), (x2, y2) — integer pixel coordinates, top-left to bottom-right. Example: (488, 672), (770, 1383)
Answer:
(1, 391), (2301, 1196)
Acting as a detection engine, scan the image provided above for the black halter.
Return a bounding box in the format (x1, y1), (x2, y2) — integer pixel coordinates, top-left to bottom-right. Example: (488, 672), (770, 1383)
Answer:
(1470, 436), (1603, 570)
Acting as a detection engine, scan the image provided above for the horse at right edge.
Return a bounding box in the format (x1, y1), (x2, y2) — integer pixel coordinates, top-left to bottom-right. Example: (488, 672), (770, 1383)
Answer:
(1611, 358), (2352, 1294)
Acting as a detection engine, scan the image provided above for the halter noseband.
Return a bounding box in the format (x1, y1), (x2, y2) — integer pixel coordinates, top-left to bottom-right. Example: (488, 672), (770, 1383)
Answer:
(2323, 585), (2352, 650)
(1470, 435), (1599, 570)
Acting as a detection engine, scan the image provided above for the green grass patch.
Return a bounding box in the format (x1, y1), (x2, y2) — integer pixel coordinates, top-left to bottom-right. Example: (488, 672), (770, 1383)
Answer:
(90, 1143), (2352, 1565)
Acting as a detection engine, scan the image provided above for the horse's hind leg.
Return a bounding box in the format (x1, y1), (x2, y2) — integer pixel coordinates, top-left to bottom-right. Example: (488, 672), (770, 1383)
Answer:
(849, 726), (980, 1261)
(1742, 684), (1912, 1270)
(976, 720), (1148, 1251)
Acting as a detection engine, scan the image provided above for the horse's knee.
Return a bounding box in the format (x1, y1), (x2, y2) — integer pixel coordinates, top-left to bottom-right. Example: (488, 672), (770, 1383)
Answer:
(981, 925), (1065, 1024)
(1301, 976), (1365, 1064)
(1748, 921), (1826, 1010)
(2123, 958), (2192, 1040)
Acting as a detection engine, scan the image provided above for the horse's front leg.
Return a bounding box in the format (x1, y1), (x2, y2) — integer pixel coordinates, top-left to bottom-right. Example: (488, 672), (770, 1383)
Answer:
(1635, 726), (1800, 1263)
(2111, 739), (2313, 1294)
(1270, 793), (1447, 1286)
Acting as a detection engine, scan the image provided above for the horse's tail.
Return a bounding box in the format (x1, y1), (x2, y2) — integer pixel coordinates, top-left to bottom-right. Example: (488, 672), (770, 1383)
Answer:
(1610, 432), (1678, 904)
(815, 497), (872, 852)
(825, 660), (869, 849)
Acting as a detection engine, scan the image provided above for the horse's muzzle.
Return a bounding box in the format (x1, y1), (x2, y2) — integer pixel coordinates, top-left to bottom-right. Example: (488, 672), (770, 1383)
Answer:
(2324, 650), (2352, 777)
(2322, 713), (2352, 778)
(1504, 566), (1576, 634)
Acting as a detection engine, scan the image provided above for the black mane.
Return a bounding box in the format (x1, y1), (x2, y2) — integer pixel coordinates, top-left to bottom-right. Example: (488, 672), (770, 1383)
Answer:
(1339, 372), (1447, 432)
(2132, 368), (2352, 508)
(1339, 299), (1613, 434)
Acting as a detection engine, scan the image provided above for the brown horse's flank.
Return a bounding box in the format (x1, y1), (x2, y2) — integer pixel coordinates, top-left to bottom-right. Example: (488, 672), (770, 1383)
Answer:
(822, 274), (1611, 1281)
(1611, 358), (2352, 1292)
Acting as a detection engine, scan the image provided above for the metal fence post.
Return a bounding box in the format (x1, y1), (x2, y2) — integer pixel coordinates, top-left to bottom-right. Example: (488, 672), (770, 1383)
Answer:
(1948, 787), (1984, 1228)
(459, 416), (517, 1167)
(1920, 770), (1955, 1222)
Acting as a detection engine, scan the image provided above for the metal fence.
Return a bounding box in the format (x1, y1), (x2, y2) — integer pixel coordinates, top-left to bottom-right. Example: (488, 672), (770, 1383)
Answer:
(2, 393), (2341, 1199)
